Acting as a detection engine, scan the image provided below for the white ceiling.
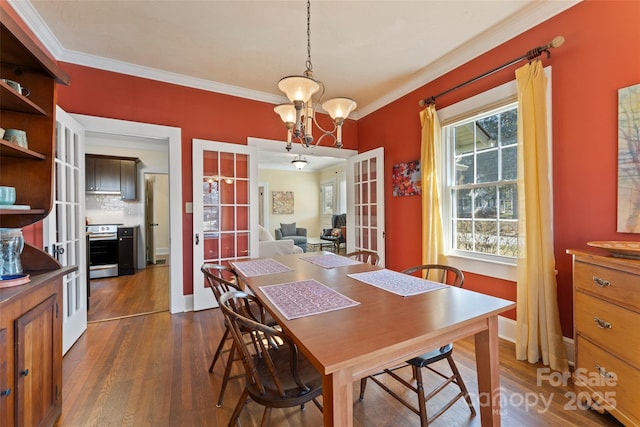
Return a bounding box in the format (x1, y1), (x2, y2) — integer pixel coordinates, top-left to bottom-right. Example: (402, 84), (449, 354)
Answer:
(9, 0), (578, 170)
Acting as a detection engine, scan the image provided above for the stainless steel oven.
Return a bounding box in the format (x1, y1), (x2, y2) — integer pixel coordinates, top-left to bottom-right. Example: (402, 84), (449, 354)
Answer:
(87, 224), (120, 279)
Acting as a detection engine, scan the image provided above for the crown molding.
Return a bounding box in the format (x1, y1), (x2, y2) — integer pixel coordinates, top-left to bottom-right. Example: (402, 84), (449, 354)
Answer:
(9, 0), (580, 119)
(356, 0), (580, 117)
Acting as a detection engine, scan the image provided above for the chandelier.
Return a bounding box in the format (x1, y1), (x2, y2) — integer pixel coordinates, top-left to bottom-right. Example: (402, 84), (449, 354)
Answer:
(274, 0), (357, 152)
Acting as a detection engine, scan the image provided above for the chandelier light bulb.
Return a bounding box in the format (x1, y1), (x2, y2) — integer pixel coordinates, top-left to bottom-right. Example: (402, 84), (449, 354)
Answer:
(322, 97), (357, 120)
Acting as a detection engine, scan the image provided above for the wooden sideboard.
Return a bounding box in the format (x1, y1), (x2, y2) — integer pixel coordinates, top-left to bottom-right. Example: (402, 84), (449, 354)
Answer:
(568, 249), (640, 426)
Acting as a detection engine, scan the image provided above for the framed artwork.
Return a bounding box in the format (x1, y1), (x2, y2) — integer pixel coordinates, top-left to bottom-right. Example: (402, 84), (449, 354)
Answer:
(617, 83), (640, 232)
(392, 160), (421, 196)
(272, 191), (294, 214)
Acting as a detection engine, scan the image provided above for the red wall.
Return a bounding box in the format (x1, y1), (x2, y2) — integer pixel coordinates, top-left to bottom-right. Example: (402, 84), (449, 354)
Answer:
(358, 0), (640, 334)
(54, 65), (357, 295)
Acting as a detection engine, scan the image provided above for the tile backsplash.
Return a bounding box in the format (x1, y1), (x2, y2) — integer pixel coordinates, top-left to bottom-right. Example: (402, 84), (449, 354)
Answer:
(86, 194), (142, 226)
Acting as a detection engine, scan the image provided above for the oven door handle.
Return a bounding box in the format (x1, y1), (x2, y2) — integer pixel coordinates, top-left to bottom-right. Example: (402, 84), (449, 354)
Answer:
(90, 234), (118, 241)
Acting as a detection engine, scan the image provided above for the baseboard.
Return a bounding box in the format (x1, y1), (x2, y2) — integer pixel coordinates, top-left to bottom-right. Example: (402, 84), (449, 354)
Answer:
(156, 248), (169, 256)
(498, 316), (575, 366)
(184, 294), (194, 312)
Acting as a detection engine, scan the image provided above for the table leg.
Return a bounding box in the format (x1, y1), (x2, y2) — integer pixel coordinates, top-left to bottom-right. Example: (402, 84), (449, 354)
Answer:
(474, 315), (501, 426)
(323, 370), (353, 426)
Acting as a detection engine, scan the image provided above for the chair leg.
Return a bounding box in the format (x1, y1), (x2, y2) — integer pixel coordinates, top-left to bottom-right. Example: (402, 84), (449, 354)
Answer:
(260, 407), (272, 427)
(446, 355), (476, 416)
(228, 387), (249, 427)
(359, 377), (368, 400)
(413, 366), (429, 427)
(217, 341), (237, 407)
(210, 328), (230, 373)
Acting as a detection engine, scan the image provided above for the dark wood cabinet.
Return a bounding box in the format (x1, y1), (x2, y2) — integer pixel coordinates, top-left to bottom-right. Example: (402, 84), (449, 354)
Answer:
(118, 227), (136, 275)
(120, 159), (137, 200)
(85, 156), (120, 193)
(85, 155), (138, 200)
(0, 9), (72, 427)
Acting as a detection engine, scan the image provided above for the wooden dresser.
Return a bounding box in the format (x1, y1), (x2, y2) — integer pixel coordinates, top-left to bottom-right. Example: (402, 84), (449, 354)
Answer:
(568, 249), (640, 426)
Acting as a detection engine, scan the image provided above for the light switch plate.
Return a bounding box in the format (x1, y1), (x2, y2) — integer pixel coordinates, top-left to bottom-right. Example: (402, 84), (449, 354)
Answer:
(185, 202), (193, 213)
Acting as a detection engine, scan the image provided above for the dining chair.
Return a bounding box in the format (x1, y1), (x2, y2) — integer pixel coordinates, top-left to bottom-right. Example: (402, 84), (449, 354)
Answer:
(219, 290), (323, 427)
(201, 263), (245, 407)
(344, 250), (381, 266)
(359, 264), (476, 426)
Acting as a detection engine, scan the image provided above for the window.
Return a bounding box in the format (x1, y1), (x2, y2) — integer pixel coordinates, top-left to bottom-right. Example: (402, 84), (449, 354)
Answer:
(444, 103), (518, 261)
(438, 79), (520, 281)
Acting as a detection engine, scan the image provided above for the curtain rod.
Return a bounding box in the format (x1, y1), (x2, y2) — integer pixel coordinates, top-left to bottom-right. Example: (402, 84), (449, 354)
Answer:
(418, 36), (565, 107)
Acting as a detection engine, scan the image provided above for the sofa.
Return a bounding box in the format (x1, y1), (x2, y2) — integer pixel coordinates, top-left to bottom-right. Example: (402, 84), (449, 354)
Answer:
(258, 225), (303, 257)
(320, 213), (346, 252)
(274, 222), (308, 252)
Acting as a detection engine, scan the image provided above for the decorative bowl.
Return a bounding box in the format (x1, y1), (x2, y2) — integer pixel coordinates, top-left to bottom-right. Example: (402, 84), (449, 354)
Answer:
(0, 186), (16, 205)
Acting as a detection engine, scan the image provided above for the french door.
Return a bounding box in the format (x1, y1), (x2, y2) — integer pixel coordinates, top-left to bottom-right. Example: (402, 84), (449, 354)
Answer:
(347, 147), (386, 266)
(192, 139), (258, 310)
(44, 107), (87, 354)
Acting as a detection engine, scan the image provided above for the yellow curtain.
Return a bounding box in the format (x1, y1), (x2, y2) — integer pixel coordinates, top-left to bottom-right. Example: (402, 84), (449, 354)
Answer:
(420, 105), (444, 266)
(515, 60), (568, 373)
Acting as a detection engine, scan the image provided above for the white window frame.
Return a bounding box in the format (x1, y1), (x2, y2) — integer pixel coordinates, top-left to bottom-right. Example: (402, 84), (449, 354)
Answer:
(438, 67), (552, 282)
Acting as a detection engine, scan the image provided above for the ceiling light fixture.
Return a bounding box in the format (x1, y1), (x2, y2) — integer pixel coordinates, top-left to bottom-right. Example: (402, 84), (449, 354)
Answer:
(291, 155), (309, 170)
(274, 0), (356, 152)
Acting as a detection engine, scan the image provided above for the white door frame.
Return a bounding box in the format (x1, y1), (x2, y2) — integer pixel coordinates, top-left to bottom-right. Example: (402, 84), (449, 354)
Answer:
(71, 114), (185, 313)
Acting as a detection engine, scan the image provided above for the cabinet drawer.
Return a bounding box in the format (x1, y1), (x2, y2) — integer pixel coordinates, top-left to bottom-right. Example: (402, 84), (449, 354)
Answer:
(575, 337), (640, 425)
(575, 291), (640, 365)
(574, 261), (640, 311)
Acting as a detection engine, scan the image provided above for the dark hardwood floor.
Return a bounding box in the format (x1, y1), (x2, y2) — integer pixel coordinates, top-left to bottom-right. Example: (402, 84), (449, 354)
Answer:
(57, 305), (623, 426)
(87, 263), (169, 322)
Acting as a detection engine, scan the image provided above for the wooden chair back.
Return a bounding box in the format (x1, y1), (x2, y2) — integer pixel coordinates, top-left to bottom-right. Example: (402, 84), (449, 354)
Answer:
(345, 250), (381, 266)
(219, 291), (323, 415)
(200, 263), (241, 302)
(401, 264), (464, 288)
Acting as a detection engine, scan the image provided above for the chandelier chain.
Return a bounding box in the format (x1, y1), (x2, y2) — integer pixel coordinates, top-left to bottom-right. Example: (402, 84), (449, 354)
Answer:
(305, 0), (313, 72)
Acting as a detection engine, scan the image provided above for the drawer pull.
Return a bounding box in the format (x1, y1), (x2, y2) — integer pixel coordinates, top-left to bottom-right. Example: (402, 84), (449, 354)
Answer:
(592, 276), (610, 287)
(593, 317), (612, 329)
(595, 364), (614, 379)
(0, 388), (10, 397)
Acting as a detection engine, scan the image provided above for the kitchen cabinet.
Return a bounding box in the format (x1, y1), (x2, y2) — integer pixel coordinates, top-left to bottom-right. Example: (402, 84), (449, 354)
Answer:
(1, 9), (72, 427)
(567, 249), (640, 426)
(85, 155), (121, 193)
(118, 227), (136, 275)
(120, 159), (137, 200)
(85, 154), (138, 200)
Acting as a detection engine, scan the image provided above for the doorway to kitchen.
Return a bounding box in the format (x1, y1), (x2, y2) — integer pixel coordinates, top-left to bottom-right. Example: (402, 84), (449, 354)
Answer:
(84, 135), (171, 322)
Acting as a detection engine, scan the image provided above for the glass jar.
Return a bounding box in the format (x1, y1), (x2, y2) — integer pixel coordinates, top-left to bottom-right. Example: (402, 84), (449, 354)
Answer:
(0, 228), (24, 275)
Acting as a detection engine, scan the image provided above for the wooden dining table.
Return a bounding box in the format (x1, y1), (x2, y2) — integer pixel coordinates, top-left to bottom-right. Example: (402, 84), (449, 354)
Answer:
(231, 252), (516, 426)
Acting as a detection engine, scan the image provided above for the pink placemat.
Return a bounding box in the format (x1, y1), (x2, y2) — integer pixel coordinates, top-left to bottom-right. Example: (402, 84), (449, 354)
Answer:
(347, 269), (447, 297)
(231, 258), (293, 277)
(302, 253), (362, 269)
(260, 279), (360, 320)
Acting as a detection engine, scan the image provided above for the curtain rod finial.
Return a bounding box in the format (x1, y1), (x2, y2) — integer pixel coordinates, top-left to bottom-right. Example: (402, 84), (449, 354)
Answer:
(550, 36), (564, 48)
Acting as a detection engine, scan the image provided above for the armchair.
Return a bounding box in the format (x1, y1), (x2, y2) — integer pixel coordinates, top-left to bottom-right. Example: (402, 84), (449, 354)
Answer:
(274, 222), (307, 252)
(320, 213), (346, 252)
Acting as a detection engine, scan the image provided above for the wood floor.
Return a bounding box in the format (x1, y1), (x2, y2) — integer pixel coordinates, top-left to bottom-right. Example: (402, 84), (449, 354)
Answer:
(56, 305), (624, 426)
(87, 263), (170, 322)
